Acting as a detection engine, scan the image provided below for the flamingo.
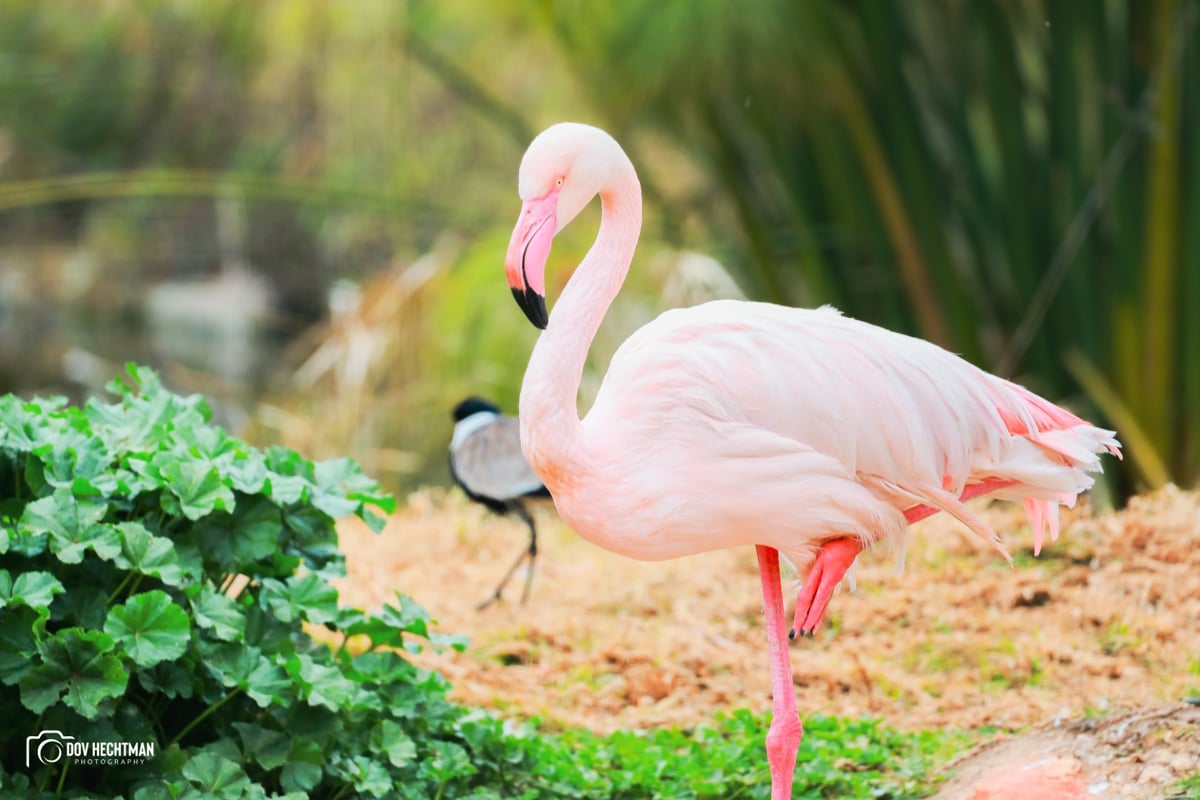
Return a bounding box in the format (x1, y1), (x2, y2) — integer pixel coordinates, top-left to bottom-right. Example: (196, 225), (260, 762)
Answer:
(449, 397), (550, 608)
(503, 123), (1120, 799)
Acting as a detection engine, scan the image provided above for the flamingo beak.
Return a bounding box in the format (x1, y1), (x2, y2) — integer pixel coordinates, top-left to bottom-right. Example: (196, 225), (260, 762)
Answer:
(505, 190), (558, 329)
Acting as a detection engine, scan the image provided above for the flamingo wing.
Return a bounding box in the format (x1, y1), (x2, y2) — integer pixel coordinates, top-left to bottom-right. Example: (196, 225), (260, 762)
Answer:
(578, 301), (1116, 560)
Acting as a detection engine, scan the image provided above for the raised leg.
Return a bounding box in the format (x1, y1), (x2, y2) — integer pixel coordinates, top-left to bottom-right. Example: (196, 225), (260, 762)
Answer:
(788, 478), (1018, 635)
(756, 545), (803, 800)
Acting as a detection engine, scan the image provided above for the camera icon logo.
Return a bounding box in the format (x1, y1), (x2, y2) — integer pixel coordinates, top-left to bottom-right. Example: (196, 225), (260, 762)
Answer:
(26, 730), (75, 768)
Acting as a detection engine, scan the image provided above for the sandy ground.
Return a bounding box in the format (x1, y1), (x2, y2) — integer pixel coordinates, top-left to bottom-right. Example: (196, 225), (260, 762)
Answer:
(334, 485), (1200, 792)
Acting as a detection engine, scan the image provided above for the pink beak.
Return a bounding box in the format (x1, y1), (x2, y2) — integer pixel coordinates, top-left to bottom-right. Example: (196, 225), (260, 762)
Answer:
(505, 190), (558, 329)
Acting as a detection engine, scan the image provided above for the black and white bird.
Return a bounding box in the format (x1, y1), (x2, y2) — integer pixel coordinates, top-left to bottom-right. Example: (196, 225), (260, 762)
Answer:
(449, 397), (551, 609)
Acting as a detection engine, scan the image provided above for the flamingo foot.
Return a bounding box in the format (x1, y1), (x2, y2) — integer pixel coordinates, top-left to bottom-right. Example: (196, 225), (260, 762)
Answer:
(789, 536), (864, 639)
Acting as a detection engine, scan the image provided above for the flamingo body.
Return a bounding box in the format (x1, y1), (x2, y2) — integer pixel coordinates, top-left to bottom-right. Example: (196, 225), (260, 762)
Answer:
(557, 299), (1115, 575)
(503, 122), (1119, 800)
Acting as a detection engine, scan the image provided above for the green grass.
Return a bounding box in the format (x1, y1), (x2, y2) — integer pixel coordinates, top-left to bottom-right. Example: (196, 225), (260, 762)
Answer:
(1172, 771), (1200, 800)
(501, 710), (973, 799)
(1100, 620), (1142, 656)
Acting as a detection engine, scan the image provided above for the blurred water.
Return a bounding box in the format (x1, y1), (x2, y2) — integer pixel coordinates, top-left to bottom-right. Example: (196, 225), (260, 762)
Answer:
(0, 240), (285, 434)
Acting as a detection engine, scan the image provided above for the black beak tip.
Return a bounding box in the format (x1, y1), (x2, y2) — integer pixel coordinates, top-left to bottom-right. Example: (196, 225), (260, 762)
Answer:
(511, 286), (548, 330)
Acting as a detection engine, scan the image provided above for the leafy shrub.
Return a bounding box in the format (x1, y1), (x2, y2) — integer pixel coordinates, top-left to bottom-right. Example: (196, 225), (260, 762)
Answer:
(0, 366), (953, 798)
(0, 365), (478, 799)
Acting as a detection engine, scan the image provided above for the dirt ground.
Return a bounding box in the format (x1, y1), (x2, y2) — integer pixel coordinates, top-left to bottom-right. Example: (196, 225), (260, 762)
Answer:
(334, 485), (1200, 795)
(930, 703), (1199, 799)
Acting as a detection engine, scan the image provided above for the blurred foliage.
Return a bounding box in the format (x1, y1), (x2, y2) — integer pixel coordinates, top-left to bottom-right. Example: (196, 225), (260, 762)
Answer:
(533, 0), (1200, 497)
(0, 0), (552, 488)
(0, 0), (1195, 498)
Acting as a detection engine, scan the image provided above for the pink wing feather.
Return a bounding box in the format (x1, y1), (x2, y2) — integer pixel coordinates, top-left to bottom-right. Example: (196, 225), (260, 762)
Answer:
(579, 302), (1119, 567)
(981, 379), (1120, 553)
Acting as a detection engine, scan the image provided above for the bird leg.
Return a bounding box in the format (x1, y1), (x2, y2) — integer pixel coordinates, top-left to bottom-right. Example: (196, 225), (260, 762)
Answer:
(755, 545), (803, 800)
(789, 478), (1020, 635)
(514, 505), (539, 606)
(476, 506), (538, 610)
(475, 547), (529, 610)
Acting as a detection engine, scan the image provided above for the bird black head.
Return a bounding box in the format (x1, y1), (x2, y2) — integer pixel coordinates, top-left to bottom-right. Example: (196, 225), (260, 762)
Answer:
(452, 397), (502, 422)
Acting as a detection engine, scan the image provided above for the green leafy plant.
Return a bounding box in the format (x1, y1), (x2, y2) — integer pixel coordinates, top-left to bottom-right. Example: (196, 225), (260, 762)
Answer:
(0, 365), (487, 799)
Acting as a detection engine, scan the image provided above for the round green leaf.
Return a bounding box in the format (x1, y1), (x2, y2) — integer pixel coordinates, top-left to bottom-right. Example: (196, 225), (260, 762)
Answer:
(190, 588), (246, 642)
(262, 573), (339, 625)
(231, 722), (291, 770)
(199, 641), (290, 708)
(181, 752), (252, 796)
(104, 590), (191, 668)
(113, 522), (185, 586)
(0, 569), (65, 613)
(278, 738), (325, 794)
(154, 456), (236, 520)
(22, 488), (117, 564)
(19, 627), (128, 719)
(373, 720), (417, 768)
(286, 653), (357, 711)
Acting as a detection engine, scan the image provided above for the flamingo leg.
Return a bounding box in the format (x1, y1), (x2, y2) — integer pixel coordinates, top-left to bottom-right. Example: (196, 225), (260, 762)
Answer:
(789, 478), (1020, 636)
(755, 545), (803, 800)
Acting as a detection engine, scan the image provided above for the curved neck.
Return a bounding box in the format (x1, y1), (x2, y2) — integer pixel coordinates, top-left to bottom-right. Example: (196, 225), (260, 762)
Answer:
(519, 160), (642, 491)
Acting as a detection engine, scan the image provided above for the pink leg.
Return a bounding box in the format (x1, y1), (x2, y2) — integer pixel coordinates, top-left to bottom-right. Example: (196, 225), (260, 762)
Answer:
(755, 545), (803, 800)
(790, 478), (1019, 638)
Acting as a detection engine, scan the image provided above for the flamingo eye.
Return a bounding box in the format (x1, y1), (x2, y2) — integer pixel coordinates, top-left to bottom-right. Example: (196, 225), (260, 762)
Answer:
(555, 177), (564, 187)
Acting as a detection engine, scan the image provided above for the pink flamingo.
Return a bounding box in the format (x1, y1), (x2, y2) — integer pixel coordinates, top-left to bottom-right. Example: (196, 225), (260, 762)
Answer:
(504, 123), (1120, 799)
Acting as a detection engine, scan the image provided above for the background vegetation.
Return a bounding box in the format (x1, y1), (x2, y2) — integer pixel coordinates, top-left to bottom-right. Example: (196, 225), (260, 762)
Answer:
(1, 4), (1197, 795)
(1, 0), (1196, 498)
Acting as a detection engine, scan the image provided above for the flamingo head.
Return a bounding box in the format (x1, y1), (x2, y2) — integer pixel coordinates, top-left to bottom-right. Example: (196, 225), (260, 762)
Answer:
(505, 123), (625, 329)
